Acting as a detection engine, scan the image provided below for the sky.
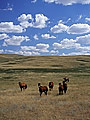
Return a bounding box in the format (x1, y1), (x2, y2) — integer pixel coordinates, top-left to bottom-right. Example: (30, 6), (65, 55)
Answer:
(0, 0), (90, 56)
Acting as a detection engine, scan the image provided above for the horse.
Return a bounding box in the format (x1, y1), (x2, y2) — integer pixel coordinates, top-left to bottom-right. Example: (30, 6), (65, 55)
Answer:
(38, 83), (48, 96)
(49, 82), (54, 91)
(18, 82), (27, 91)
(63, 81), (67, 93)
(58, 83), (64, 95)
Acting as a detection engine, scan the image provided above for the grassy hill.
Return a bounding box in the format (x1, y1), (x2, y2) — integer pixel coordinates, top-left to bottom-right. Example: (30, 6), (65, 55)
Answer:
(0, 54), (90, 120)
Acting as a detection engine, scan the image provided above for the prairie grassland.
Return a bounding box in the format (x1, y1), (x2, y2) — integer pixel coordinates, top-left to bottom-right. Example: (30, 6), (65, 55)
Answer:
(0, 54), (90, 120)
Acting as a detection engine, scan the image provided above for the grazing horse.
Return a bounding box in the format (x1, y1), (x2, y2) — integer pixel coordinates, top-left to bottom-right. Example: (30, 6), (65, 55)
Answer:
(38, 83), (48, 96)
(58, 83), (64, 95)
(19, 82), (27, 91)
(49, 82), (54, 91)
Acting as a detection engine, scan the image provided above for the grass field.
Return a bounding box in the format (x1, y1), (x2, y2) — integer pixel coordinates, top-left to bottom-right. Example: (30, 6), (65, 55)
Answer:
(0, 54), (90, 120)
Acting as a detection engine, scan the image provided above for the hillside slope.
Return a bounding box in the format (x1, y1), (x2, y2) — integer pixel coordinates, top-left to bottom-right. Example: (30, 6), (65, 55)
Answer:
(0, 54), (90, 120)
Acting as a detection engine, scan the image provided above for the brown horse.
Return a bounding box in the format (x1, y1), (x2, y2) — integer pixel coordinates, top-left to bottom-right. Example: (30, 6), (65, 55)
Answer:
(63, 77), (69, 93)
(19, 82), (27, 91)
(58, 83), (64, 95)
(63, 81), (67, 93)
(38, 83), (48, 96)
(49, 82), (54, 91)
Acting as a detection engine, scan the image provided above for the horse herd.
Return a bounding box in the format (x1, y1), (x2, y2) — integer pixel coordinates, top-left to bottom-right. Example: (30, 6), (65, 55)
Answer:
(18, 77), (69, 96)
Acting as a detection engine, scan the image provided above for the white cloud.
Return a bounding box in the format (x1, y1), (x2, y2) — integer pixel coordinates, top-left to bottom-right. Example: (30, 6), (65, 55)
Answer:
(64, 51), (90, 56)
(3, 35), (30, 46)
(20, 51), (40, 56)
(18, 14), (33, 22)
(33, 14), (49, 29)
(0, 22), (25, 33)
(0, 49), (4, 53)
(21, 43), (49, 53)
(18, 14), (33, 28)
(52, 34), (90, 55)
(51, 23), (90, 34)
(50, 50), (59, 54)
(76, 34), (90, 44)
(36, 43), (49, 52)
(33, 34), (39, 40)
(78, 46), (90, 52)
(21, 46), (37, 51)
(85, 17), (90, 22)
(0, 33), (9, 40)
(53, 38), (80, 50)
(5, 49), (40, 56)
(51, 23), (68, 33)
(44, 0), (90, 5)
(67, 24), (90, 34)
(41, 34), (56, 39)
(18, 13), (49, 29)
(31, 0), (37, 3)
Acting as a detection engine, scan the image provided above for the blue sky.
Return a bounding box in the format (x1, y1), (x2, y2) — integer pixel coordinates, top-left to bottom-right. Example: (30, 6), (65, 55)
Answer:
(0, 0), (90, 56)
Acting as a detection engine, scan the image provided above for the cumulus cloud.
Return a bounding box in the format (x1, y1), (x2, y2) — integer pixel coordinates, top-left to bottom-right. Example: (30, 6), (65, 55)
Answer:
(3, 35), (30, 46)
(21, 46), (38, 51)
(76, 34), (90, 44)
(44, 0), (90, 5)
(36, 43), (49, 52)
(18, 13), (49, 29)
(19, 51), (40, 56)
(0, 22), (25, 33)
(41, 34), (56, 39)
(51, 23), (68, 33)
(63, 51), (90, 56)
(0, 33), (9, 40)
(67, 24), (90, 34)
(53, 38), (80, 50)
(18, 14), (33, 28)
(5, 49), (40, 56)
(33, 14), (49, 29)
(51, 23), (90, 34)
(50, 50), (59, 54)
(52, 33), (90, 55)
(21, 43), (49, 53)
(18, 14), (33, 22)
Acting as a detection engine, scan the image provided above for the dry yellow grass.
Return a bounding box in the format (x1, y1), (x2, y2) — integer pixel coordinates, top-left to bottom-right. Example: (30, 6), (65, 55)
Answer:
(0, 54), (90, 120)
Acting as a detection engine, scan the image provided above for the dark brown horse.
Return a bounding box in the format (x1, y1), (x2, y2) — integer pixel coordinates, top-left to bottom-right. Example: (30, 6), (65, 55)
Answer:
(58, 83), (64, 95)
(19, 82), (27, 91)
(63, 81), (67, 93)
(49, 82), (54, 91)
(38, 83), (48, 96)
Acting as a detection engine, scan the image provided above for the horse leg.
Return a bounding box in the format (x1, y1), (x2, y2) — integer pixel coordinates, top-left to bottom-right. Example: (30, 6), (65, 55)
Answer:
(21, 87), (22, 91)
(45, 91), (47, 95)
(40, 92), (42, 96)
(64, 89), (66, 93)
